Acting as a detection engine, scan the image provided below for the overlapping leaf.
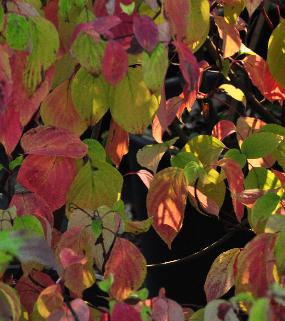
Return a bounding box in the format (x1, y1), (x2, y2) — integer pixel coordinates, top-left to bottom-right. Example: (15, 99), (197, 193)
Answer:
(133, 15), (158, 52)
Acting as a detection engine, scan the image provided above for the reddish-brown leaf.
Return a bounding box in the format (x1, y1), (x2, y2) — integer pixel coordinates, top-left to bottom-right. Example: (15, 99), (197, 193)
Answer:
(243, 54), (285, 101)
(17, 155), (77, 210)
(236, 233), (277, 297)
(214, 16), (242, 58)
(21, 126), (87, 158)
(48, 299), (90, 321)
(204, 248), (241, 302)
(0, 46), (12, 110)
(218, 159), (244, 222)
(104, 237), (147, 301)
(111, 303), (142, 321)
(0, 106), (22, 155)
(133, 15), (159, 52)
(105, 119), (129, 166)
(212, 120), (236, 141)
(102, 40), (128, 85)
(16, 271), (54, 315)
(146, 167), (187, 248)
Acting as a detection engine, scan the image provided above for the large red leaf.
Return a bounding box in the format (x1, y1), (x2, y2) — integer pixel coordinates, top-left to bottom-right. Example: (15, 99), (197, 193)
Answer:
(105, 119), (129, 166)
(243, 54), (285, 101)
(0, 46), (12, 110)
(102, 40), (128, 85)
(21, 126), (87, 158)
(204, 248), (241, 302)
(146, 167), (187, 248)
(0, 106), (22, 155)
(104, 237), (147, 301)
(236, 233), (277, 297)
(17, 155), (77, 210)
(111, 303), (142, 321)
(218, 159), (244, 222)
(133, 15), (159, 52)
(212, 120), (236, 141)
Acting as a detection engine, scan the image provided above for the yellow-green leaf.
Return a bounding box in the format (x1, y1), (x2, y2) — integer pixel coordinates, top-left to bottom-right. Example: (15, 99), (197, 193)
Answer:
(224, 0), (245, 24)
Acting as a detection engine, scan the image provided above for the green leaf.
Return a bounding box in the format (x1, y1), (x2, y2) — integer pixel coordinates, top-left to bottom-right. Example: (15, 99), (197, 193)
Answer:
(112, 200), (128, 221)
(24, 16), (59, 93)
(120, 2), (136, 15)
(0, 231), (22, 257)
(273, 140), (285, 170)
(251, 192), (280, 234)
(142, 43), (168, 93)
(83, 139), (106, 165)
(224, 148), (246, 168)
(98, 274), (113, 293)
(274, 228), (285, 275)
(184, 161), (206, 185)
(109, 67), (159, 134)
(0, 5), (4, 32)
(13, 215), (44, 237)
(71, 68), (109, 126)
(140, 305), (152, 321)
(130, 288), (149, 300)
(0, 164), (4, 171)
(265, 214), (285, 233)
(91, 218), (103, 239)
(59, 0), (72, 19)
(248, 298), (269, 321)
(8, 155), (24, 171)
(241, 132), (281, 159)
(260, 124), (285, 136)
(6, 14), (31, 51)
(171, 151), (201, 169)
(189, 308), (205, 321)
(245, 168), (282, 190)
(219, 84), (245, 104)
(268, 18), (285, 87)
(224, 0), (245, 24)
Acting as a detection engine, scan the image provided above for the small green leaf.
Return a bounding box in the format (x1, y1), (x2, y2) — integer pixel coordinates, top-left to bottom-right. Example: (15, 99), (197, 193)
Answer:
(171, 152), (201, 169)
(230, 292), (255, 305)
(120, 2), (135, 15)
(245, 168), (282, 191)
(9, 155), (24, 171)
(98, 274), (114, 293)
(241, 132), (281, 159)
(248, 298), (269, 321)
(13, 215), (44, 237)
(59, 0), (72, 19)
(184, 161), (205, 185)
(140, 305), (151, 321)
(130, 288), (149, 301)
(91, 218), (103, 239)
(6, 14), (31, 50)
(112, 199), (128, 221)
(84, 139), (106, 165)
(0, 164), (4, 171)
(224, 148), (246, 168)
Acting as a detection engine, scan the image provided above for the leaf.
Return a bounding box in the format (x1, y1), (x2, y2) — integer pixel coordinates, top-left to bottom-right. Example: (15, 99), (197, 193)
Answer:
(0, 46), (12, 109)
(274, 229), (285, 276)
(6, 13), (30, 51)
(142, 43), (168, 93)
(224, 149), (246, 168)
(184, 135), (225, 166)
(251, 192), (280, 234)
(109, 66), (159, 134)
(120, 2), (136, 15)
(17, 155), (77, 210)
(236, 233), (277, 297)
(218, 159), (244, 222)
(137, 138), (178, 173)
(111, 303), (142, 321)
(189, 308), (205, 321)
(13, 215), (44, 237)
(146, 167), (187, 248)
(164, 0), (210, 52)
(265, 214), (285, 233)
(40, 80), (87, 136)
(212, 120), (236, 141)
(105, 237), (147, 300)
(0, 207), (17, 231)
(124, 217), (153, 235)
(21, 126), (87, 158)
(135, 170), (154, 189)
(243, 54), (285, 101)
(133, 15), (158, 52)
(84, 138), (106, 164)
(171, 151), (200, 169)
(204, 300), (239, 321)
(224, 0), (245, 24)
(219, 84), (246, 104)
(102, 40), (128, 85)
(71, 67), (109, 126)
(214, 16), (242, 58)
(245, 167), (282, 191)
(24, 16), (59, 94)
(0, 282), (22, 321)
(9, 155), (24, 171)
(267, 18), (285, 87)
(105, 119), (129, 166)
(48, 299), (90, 321)
(236, 116), (266, 146)
(245, 0), (262, 17)
(204, 248), (241, 301)
(98, 275), (113, 293)
(248, 298), (270, 321)
(241, 132), (282, 159)
(184, 161), (206, 185)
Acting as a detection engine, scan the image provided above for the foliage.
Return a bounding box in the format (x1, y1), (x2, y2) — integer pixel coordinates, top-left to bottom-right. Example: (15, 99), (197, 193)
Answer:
(0, 0), (285, 320)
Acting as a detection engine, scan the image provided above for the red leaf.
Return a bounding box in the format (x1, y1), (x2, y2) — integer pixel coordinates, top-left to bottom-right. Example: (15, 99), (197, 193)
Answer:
(17, 155), (77, 210)
(16, 271), (54, 315)
(214, 16), (241, 58)
(236, 189), (269, 207)
(21, 126), (87, 158)
(236, 233), (277, 297)
(111, 303), (142, 321)
(106, 119), (129, 166)
(48, 299), (90, 321)
(146, 167), (187, 248)
(218, 159), (244, 222)
(212, 120), (236, 141)
(105, 237), (147, 300)
(59, 248), (87, 269)
(243, 54), (285, 101)
(102, 41), (128, 85)
(133, 15), (159, 52)
(0, 106), (22, 155)
(0, 46), (12, 110)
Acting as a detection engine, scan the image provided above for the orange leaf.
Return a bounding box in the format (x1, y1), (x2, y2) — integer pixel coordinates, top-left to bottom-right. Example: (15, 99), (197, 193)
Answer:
(21, 126), (87, 158)
(146, 167), (187, 248)
(105, 237), (147, 301)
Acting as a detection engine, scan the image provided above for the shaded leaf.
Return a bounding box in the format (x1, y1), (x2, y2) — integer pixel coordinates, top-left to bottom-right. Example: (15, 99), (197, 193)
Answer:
(133, 15), (158, 52)
(9, 155), (24, 171)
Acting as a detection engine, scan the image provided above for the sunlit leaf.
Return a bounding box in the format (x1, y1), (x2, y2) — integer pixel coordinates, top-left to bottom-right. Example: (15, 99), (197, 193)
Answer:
(224, 149), (247, 168)
(212, 120), (236, 141)
(219, 84), (246, 104)
(224, 0), (245, 24)
(248, 298), (269, 321)
(204, 300), (239, 321)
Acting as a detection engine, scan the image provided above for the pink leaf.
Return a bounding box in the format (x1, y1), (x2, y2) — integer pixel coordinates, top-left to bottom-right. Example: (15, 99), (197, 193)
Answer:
(59, 248), (87, 269)
(111, 303), (142, 321)
(136, 169), (154, 189)
(102, 40), (128, 85)
(133, 15), (159, 52)
(212, 120), (236, 141)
